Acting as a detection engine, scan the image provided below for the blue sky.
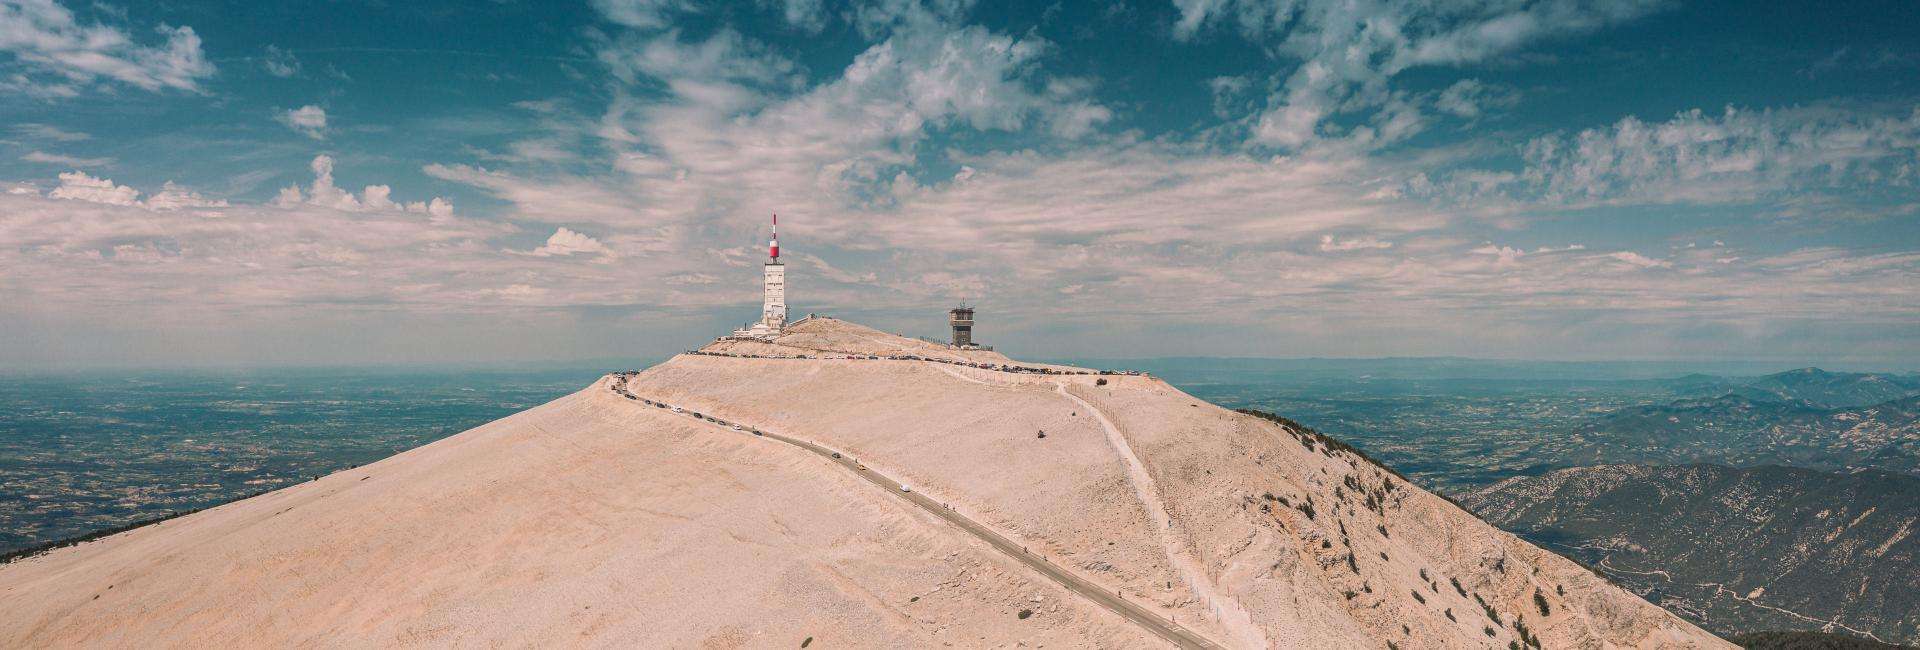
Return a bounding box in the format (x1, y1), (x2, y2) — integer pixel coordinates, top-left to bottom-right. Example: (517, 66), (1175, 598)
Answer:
(2, 0), (1918, 368)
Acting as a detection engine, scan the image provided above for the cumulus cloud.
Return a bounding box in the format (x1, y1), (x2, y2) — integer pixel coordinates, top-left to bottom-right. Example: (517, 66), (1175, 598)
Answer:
(20, 150), (111, 167)
(1608, 251), (1671, 268)
(48, 170), (139, 205)
(1470, 243), (1527, 267)
(45, 170), (228, 212)
(279, 155), (456, 218)
(144, 181), (227, 211)
(278, 105), (328, 139)
(0, 0), (214, 94)
(515, 227), (613, 257)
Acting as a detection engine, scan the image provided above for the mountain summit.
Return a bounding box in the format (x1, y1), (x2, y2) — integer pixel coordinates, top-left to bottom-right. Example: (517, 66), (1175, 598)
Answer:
(0, 318), (1724, 648)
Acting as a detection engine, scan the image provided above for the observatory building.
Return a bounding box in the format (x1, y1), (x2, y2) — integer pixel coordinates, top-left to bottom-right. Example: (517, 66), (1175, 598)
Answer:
(949, 306), (976, 348)
(732, 214), (787, 339)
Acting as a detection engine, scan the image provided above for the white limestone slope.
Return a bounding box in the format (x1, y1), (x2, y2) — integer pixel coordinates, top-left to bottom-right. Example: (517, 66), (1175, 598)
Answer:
(0, 317), (1729, 648)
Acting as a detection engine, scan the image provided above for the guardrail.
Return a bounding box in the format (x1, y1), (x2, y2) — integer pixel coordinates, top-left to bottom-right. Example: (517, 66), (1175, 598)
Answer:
(680, 349), (1144, 377)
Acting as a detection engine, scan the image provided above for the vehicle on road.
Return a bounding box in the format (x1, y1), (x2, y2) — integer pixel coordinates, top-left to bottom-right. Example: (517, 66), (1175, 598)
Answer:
(900, 484), (911, 492)
(671, 406), (682, 413)
(731, 424), (742, 430)
(831, 452), (841, 459)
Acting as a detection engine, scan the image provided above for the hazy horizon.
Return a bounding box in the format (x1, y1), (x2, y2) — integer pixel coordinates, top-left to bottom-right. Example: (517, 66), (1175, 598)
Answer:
(5, 351), (1910, 379)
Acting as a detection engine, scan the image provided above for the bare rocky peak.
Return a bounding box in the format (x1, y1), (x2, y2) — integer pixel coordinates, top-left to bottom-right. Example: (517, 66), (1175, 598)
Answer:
(0, 318), (1726, 648)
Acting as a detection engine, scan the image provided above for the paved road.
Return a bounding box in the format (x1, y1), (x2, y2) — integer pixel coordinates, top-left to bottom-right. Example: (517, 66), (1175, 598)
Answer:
(611, 384), (1220, 649)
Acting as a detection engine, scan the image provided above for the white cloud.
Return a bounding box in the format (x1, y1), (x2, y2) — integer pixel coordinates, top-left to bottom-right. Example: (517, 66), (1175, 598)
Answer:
(1435, 79), (1519, 119)
(1319, 234), (1393, 252)
(424, 163), (629, 224)
(777, 0), (826, 33)
(1608, 251), (1672, 268)
(48, 170), (139, 205)
(798, 252), (878, 284)
(12, 123), (89, 141)
(600, 27), (798, 87)
(361, 184), (395, 210)
(591, 0), (695, 29)
(278, 105), (328, 139)
(21, 150), (111, 167)
(1470, 243), (1526, 266)
(515, 227), (612, 257)
(144, 181), (227, 212)
(1175, 0), (1660, 149)
(303, 154), (358, 209)
(558, 14), (1113, 234)
(1520, 105), (1920, 206)
(46, 171), (230, 212)
(0, 0), (214, 93)
(279, 155), (457, 218)
(262, 44), (299, 77)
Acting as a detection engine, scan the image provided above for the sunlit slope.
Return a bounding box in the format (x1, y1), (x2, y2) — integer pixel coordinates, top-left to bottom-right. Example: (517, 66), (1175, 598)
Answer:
(0, 377), (1157, 648)
(630, 318), (1729, 649)
(0, 317), (1727, 648)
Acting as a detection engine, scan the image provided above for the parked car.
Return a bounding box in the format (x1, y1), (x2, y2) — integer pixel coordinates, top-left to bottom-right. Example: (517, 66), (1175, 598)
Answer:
(899, 484), (911, 492)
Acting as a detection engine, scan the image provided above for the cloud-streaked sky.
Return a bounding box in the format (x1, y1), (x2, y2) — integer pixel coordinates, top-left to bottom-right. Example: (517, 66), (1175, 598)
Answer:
(2, 0), (1918, 368)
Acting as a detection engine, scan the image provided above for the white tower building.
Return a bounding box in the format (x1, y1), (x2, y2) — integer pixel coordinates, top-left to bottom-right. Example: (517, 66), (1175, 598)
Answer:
(735, 214), (787, 339)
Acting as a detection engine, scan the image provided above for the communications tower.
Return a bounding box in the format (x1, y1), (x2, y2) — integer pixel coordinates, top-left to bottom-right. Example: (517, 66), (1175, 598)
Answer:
(735, 214), (787, 339)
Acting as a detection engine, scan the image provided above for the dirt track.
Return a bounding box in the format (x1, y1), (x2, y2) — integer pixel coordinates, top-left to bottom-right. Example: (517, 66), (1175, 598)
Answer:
(610, 378), (1220, 649)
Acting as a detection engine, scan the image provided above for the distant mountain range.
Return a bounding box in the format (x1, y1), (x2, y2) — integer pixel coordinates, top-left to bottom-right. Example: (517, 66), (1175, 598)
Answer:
(1718, 368), (1920, 410)
(1467, 464), (1920, 645)
(1566, 369), (1920, 475)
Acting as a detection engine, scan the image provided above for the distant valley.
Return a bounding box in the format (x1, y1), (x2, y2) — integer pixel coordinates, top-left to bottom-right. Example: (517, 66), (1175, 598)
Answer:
(1467, 464), (1919, 645)
(1568, 390), (1920, 477)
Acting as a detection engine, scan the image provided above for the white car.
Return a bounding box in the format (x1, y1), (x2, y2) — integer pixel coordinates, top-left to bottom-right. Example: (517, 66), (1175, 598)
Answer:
(731, 424), (742, 431)
(671, 406), (683, 413)
(899, 484), (911, 493)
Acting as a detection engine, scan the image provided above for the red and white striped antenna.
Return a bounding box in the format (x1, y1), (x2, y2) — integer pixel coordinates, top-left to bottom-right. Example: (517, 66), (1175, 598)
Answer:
(769, 213), (780, 261)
